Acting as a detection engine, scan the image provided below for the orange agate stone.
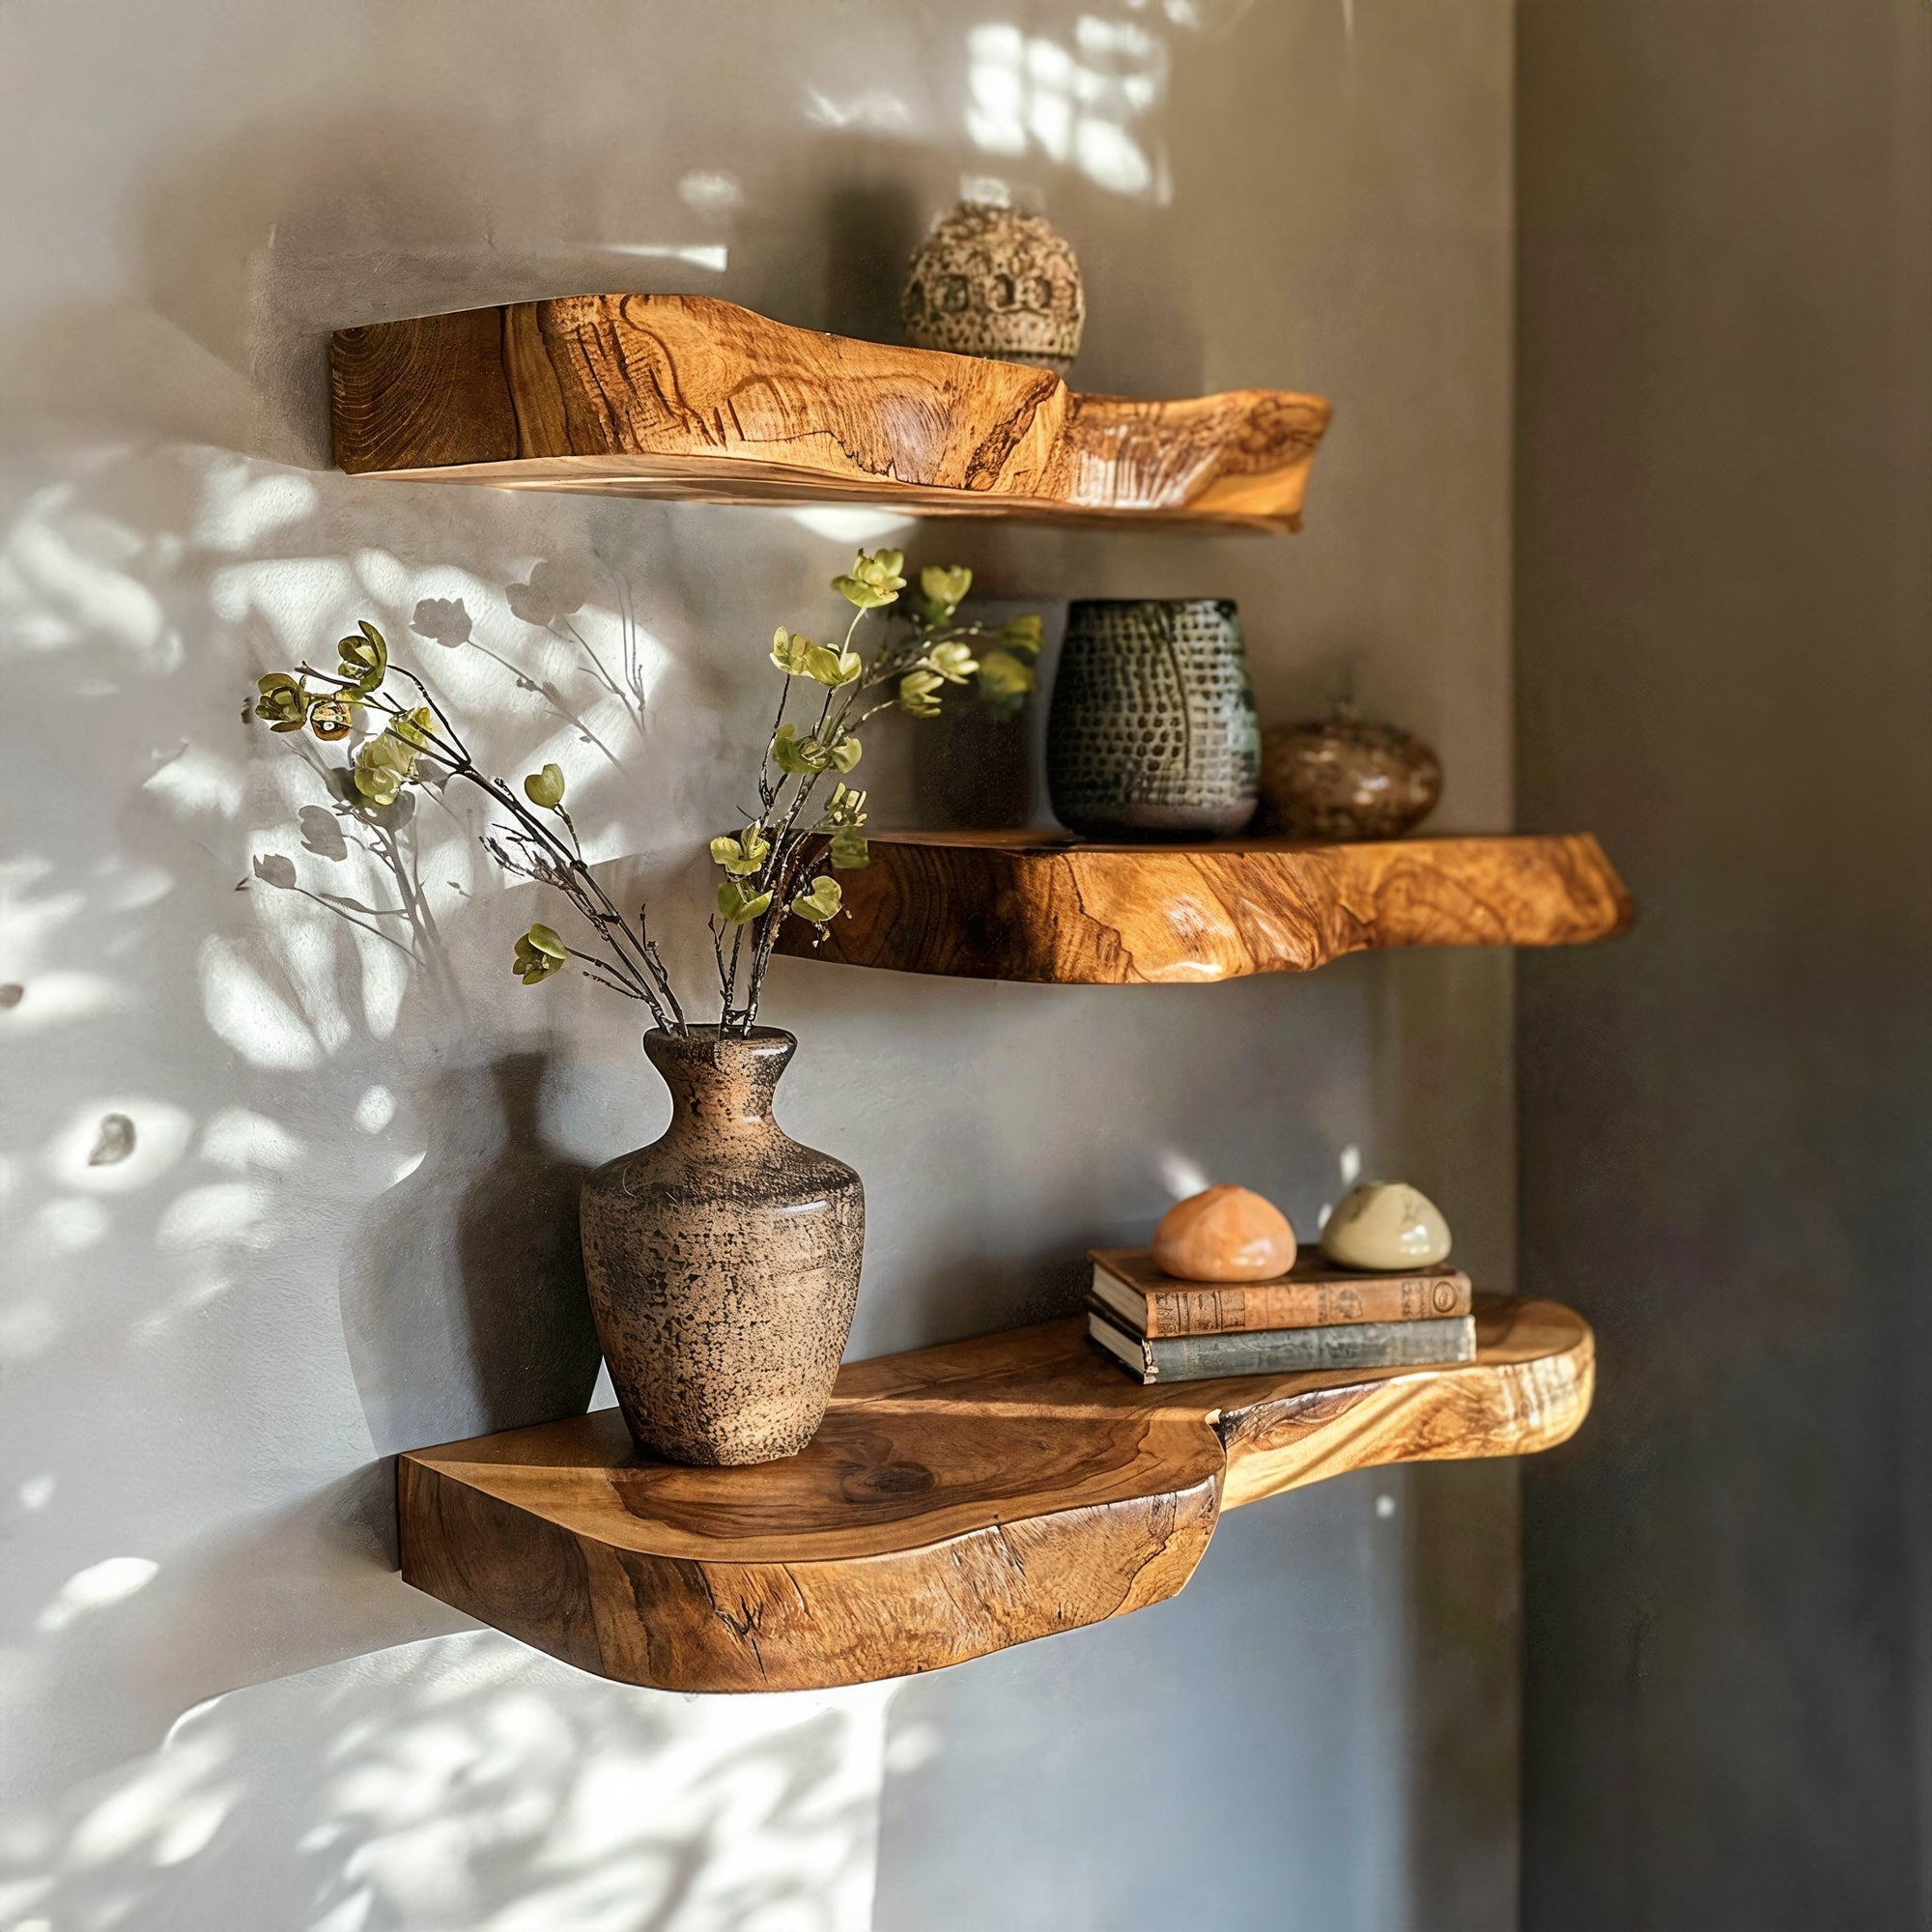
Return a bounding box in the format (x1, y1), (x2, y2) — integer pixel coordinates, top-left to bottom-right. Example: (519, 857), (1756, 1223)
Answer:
(1151, 1184), (1297, 1282)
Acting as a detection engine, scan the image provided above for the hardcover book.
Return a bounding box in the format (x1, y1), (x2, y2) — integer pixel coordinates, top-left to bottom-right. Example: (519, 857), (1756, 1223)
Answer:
(1086, 1305), (1478, 1384)
(1089, 1248), (1473, 1339)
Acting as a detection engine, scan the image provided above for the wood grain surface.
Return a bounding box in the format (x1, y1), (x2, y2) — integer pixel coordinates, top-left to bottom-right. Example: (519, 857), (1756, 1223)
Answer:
(399, 1296), (1593, 1691)
(329, 295), (1332, 529)
(774, 830), (1635, 984)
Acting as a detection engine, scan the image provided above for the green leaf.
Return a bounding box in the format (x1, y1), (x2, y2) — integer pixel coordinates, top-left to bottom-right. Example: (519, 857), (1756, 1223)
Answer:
(829, 827), (870, 870)
(716, 879), (774, 924)
(524, 762), (566, 809)
(790, 874), (843, 923)
(526, 922), (567, 959)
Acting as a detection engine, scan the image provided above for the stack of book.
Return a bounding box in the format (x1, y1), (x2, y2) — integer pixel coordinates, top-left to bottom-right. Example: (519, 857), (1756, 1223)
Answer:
(1086, 1247), (1477, 1384)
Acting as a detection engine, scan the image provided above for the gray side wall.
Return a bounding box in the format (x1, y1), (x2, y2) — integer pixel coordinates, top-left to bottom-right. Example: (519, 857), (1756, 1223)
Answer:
(1517, 2), (1932, 1924)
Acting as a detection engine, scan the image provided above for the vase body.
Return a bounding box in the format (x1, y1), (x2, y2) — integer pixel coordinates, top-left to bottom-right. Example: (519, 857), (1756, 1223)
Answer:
(580, 1027), (864, 1466)
(1046, 599), (1261, 839)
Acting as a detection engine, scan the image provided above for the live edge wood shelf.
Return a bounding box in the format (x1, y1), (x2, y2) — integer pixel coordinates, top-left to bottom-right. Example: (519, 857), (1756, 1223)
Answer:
(400, 1298), (1592, 1692)
(329, 294), (1331, 530)
(774, 831), (1634, 984)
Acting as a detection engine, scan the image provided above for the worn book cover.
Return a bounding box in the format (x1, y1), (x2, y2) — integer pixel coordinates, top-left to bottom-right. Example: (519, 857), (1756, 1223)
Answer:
(1086, 1305), (1478, 1384)
(1089, 1248), (1472, 1338)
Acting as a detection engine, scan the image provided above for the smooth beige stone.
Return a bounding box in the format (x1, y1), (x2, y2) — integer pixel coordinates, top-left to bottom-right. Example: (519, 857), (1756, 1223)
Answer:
(1152, 1185), (1297, 1282)
(1320, 1182), (1453, 1269)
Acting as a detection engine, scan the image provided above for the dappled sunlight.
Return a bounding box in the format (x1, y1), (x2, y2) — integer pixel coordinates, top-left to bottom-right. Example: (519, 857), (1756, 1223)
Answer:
(0, 1636), (897, 1932)
(964, 17), (1172, 201)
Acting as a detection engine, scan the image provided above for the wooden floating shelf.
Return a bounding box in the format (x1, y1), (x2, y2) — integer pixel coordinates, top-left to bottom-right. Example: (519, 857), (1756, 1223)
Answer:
(329, 294), (1331, 530)
(399, 1298), (1591, 1692)
(775, 830), (1634, 985)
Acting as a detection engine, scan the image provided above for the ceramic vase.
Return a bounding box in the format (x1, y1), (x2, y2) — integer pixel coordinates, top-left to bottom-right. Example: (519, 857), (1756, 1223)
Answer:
(580, 1026), (864, 1466)
(901, 201), (1085, 375)
(1260, 703), (1442, 840)
(1046, 599), (1261, 840)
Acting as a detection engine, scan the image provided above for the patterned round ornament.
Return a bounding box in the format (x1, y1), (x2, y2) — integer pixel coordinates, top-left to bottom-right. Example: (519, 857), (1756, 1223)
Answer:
(901, 201), (1085, 376)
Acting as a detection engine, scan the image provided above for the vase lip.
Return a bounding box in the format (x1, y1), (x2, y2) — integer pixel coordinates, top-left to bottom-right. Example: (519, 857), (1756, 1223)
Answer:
(644, 1023), (796, 1051)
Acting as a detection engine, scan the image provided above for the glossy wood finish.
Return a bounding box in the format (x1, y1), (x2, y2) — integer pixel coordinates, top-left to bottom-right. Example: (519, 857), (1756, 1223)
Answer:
(399, 1297), (1593, 1691)
(329, 295), (1331, 530)
(775, 830), (1634, 984)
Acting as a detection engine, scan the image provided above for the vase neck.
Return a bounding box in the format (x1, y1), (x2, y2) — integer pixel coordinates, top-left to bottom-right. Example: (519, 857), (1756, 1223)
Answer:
(645, 1027), (796, 1143)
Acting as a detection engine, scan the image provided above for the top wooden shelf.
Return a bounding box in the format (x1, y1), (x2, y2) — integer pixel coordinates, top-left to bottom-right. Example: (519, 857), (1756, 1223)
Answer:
(329, 295), (1331, 531)
(399, 1297), (1592, 1693)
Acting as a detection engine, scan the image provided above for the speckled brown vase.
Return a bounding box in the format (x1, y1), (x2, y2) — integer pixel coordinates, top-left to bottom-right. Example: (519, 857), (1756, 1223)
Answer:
(579, 1027), (864, 1466)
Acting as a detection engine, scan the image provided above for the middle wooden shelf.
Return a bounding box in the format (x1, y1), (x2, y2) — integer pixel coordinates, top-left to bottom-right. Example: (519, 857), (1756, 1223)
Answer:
(773, 830), (1634, 984)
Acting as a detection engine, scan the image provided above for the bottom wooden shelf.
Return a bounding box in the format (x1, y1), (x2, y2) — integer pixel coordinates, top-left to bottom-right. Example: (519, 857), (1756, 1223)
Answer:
(399, 1297), (1592, 1692)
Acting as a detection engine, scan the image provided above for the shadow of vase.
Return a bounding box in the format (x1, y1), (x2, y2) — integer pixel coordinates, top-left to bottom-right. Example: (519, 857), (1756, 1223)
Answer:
(340, 1052), (601, 1459)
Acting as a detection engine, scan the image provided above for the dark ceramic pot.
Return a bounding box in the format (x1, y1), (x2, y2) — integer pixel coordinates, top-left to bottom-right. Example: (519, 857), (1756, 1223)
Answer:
(1045, 599), (1261, 839)
(580, 1027), (864, 1466)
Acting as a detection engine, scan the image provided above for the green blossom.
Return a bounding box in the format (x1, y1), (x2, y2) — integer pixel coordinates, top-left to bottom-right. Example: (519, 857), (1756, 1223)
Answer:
(918, 565), (973, 621)
(829, 828), (870, 870)
(337, 620), (387, 695)
(832, 548), (906, 610)
(709, 824), (771, 876)
(925, 641), (979, 685)
(254, 673), (310, 733)
(898, 669), (944, 718)
(352, 728), (418, 807)
(716, 879), (774, 924)
(513, 923), (568, 984)
(999, 613), (1045, 659)
(790, 875), (843, 923)
(977, 647), (1037, 714)
(773, 723), (860, 774)
(524, 762), (566, 809)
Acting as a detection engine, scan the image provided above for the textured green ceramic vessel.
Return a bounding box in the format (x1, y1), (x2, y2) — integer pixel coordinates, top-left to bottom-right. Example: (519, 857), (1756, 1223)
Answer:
(1046, 598), (1261, 839)
(580, 1027), (865, 1466)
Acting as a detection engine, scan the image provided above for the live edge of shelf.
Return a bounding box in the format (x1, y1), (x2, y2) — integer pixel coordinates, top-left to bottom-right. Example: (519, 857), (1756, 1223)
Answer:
(773, 830), (1634, 985)
(398, 1298), (1593, 1693)
(328, 294), (1331, 530)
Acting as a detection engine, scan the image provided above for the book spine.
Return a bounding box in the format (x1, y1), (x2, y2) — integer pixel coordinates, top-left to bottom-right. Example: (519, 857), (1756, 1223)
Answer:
(1132, 1276), (1471, 1337)
(1149, 1316), (1477, 1380)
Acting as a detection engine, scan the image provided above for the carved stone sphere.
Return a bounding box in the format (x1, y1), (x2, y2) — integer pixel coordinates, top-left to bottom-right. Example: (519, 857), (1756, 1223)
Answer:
(1152, 1185), (1297, 1283)
(1260, 704), (1443, 841)
(902, 202), (1085, 376)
